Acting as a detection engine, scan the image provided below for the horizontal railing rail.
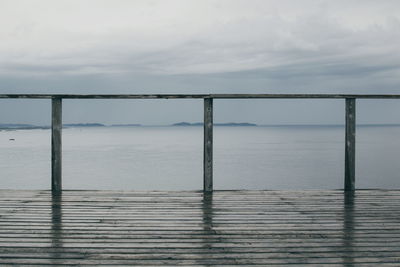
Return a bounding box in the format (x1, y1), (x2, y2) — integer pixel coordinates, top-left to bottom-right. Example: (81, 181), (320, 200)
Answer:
(1, 93), (399, 194)
(2, 94), (400, 99)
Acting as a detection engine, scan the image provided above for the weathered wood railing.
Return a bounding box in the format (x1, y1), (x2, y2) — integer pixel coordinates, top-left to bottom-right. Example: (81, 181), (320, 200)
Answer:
(2, 94), (400, 193)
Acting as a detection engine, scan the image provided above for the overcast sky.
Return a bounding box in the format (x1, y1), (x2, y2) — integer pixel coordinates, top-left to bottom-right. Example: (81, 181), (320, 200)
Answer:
(1, 0), (400, 125)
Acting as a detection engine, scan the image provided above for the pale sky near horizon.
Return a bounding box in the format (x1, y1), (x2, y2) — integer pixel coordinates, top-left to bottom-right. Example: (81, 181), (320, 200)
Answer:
(1, 0), (400, 124)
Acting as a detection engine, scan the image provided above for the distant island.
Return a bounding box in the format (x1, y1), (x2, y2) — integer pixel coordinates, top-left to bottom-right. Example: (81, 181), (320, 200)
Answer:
(0, 124), (49, 130)
(111, 124), (142, 127)
(172, 122), (203, 126)
(63, 123), (105, 127)
(4, 122), (400, 130)
(172, 122), (257, 127)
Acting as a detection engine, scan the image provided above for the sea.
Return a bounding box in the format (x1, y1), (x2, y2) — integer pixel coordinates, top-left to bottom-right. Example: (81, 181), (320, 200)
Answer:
(1, 125), (400, 190)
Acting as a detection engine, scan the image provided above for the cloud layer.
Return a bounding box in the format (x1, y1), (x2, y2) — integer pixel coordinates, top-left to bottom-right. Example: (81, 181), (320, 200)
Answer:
(1, 0), (400, 78)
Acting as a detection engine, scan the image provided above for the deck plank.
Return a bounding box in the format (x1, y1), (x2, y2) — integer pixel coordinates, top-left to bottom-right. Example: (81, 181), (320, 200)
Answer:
(0, 190), (399, 266)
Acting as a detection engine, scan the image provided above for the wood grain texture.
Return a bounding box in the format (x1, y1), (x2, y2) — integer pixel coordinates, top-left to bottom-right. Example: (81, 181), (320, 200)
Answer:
(345, 99), (356, 191)
(51, 98), (62, 193)
(0, 190), (399, 266)
(203, 98), (213, 192)
(2, 93), (400, 99)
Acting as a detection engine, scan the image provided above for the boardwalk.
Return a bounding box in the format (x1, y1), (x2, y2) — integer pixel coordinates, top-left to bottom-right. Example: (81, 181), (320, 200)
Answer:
(0, 190), (399, 266)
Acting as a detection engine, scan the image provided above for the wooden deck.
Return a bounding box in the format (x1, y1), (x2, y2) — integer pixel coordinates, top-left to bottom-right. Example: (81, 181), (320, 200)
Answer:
(0, 190), (399, 266)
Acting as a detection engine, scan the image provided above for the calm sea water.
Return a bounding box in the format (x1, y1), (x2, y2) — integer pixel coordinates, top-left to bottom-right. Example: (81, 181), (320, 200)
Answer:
(1, 126), (400, 190)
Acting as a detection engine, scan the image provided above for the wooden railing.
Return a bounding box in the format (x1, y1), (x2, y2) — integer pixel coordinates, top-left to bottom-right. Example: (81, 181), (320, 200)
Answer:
(2, 94), (400, 193)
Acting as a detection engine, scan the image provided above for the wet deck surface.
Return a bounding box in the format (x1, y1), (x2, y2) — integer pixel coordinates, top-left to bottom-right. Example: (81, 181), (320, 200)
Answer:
(0, 190), (399, 266)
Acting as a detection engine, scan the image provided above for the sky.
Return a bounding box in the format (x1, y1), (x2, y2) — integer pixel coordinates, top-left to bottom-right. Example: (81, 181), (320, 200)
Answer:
(0, 0), (400, 125)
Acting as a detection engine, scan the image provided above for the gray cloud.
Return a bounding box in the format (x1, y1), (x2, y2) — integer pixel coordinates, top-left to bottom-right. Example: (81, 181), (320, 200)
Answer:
(1, 1), (400, 125)
(1, 0), (400, 78)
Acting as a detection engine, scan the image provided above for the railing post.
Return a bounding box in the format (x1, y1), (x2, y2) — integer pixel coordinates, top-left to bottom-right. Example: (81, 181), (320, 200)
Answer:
(52, 97), (62, 194)
(345, 98), (356, 191)
(204, 98), (213, 192)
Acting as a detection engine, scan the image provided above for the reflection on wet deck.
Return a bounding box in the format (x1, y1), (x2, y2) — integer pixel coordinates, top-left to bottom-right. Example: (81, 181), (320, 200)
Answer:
(0, 190), (399, 266)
